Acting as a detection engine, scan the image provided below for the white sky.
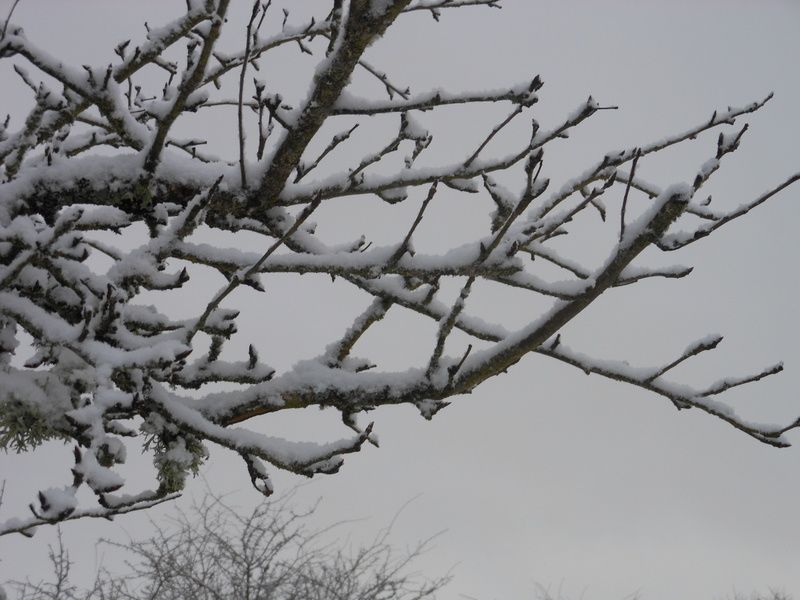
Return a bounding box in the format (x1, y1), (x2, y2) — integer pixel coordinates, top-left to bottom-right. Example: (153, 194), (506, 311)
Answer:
(1, 2), (800, 599)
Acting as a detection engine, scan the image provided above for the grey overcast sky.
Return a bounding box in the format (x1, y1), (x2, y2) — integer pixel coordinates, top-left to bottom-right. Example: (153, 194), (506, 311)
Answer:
(1, 2), (800, 600)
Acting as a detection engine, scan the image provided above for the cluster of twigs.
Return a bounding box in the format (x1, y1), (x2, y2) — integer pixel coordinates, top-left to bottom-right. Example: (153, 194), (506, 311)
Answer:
(8, 489), (448, 600)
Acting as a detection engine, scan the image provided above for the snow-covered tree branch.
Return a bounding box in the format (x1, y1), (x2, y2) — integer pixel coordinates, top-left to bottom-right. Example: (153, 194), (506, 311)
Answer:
(1, 0), (798, 535)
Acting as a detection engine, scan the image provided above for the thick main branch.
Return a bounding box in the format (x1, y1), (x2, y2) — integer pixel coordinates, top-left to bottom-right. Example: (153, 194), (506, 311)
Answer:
(250, 0), (412, 211)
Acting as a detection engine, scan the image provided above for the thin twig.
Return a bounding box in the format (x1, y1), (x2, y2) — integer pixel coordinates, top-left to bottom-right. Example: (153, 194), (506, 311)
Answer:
(619, 149), (640, 241)
(463, 104), (523, 168)
(186, 197), (322, 344)
(0, 0), (22, 40)
(237, 1), (261, 188)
